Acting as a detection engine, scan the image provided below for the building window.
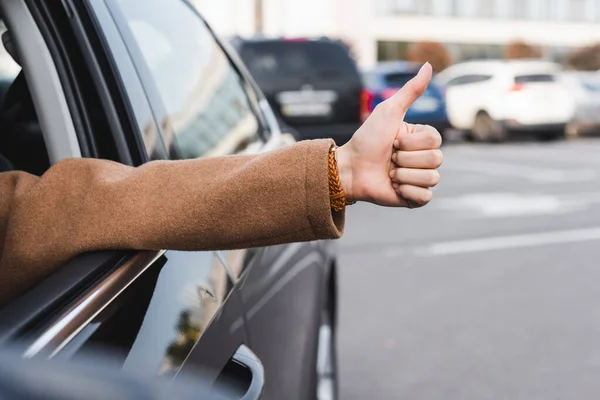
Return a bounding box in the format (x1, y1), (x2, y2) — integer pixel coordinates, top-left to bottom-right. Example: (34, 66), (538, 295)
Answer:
(375, 0), (421, 15)
(511, 0), (529, 19)
(416, 0), (434, 14)
(477, 0), (496, 18)
(530, 0), (551, 20)
(569, 0), (588, 21)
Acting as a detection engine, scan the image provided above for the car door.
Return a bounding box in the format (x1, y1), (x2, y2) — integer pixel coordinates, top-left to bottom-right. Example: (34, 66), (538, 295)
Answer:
(215, 32), (339, 400)
(0, 1), (262, 397)
(211, 33), (339, 400)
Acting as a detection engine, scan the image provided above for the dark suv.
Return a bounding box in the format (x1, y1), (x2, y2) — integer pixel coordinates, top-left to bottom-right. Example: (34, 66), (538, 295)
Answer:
(0, 1), (339, 399)
(230, 37), (363, 145)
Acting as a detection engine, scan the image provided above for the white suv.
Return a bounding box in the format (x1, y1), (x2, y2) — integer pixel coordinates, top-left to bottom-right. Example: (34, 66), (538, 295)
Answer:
(435, 60), (575, 141)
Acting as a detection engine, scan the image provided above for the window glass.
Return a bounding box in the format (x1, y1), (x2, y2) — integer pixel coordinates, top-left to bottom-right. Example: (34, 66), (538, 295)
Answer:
(111, 0), (262, 159)
(514, 74), (556, 83)
(239, 41), (360, 86)
(446, 74), (492, 86)
(384, 72), (417, 87)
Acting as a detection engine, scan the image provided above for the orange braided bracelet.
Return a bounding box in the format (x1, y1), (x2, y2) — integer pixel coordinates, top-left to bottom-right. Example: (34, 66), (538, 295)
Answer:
(328, 146), (353, 212)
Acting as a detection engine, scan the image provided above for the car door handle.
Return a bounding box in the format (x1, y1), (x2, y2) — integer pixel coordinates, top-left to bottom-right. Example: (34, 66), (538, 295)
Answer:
(211, 344), (264, 400)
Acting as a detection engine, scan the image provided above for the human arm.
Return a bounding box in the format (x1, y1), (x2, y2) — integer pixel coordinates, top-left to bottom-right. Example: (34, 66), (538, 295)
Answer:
(0, 63), (443, 305)
(0, 139), (342, 304)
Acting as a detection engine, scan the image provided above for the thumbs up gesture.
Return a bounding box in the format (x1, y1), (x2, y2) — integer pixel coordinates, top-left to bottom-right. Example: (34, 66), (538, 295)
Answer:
(336, 62), (443, 208)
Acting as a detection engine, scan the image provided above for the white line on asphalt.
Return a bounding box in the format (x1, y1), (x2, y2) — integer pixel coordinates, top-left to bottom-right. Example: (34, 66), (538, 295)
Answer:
(441, 160), (596, 183)
(411, 227), (600, 257)
(456, 151), (600, 166)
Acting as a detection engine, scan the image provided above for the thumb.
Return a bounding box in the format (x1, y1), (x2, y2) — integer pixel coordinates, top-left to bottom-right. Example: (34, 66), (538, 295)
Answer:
(389, 62), (433, 117)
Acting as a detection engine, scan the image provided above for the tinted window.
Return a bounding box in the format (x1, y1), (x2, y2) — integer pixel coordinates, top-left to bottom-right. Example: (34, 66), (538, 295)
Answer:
(110, 0), (262, 159)
(446, 74), (492, 87)
(239, 41), (360, 84)
(515, 74), (556, 83)
(384, 72), (416, 87)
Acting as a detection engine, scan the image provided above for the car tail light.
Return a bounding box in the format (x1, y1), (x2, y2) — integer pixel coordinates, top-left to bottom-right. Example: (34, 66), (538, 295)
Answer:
(382, 88), (398, 100)
(509, 83), (525, 92)
(360, 89), (375, 123)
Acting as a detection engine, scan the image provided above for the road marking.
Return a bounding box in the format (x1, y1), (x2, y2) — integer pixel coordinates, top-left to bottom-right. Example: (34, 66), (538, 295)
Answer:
(413, 227), (600, 257)
(465, 152), (600, 166)
(442, 160), (596, 183)
(434, 191), (600, 217)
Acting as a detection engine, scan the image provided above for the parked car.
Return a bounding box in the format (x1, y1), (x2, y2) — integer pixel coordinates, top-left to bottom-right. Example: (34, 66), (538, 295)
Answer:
(0, 2), (339, 400)
(229, 37), (363, 145)
(362, 61), (449, 136)
(435, 59), (574, 141)
(560, 71), (600, 137)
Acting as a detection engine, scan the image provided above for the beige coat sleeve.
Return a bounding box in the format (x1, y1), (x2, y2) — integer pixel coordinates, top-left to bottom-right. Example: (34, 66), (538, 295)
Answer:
(0, 139), (344, 305)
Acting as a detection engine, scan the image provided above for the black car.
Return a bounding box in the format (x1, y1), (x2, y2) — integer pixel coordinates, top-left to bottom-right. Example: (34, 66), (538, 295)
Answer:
(0, 1), (339, 400)
(230, 37), (363, 145)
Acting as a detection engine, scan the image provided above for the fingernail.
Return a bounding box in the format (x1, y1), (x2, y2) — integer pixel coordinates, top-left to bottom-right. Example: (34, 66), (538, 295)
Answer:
(389, 169), (396, 178)
(392, 183), (399, 190)
(394, 139), (399, 148)
(419, 62), (430, 74)
(391, 152), (397, 162)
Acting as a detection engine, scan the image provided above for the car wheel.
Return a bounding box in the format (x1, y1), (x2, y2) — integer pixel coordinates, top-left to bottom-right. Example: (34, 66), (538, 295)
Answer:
(473, 111), (506, 142)
(315, 305), (338, 400)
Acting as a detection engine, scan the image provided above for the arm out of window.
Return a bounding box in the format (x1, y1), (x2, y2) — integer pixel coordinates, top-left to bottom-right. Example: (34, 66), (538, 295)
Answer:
(0, 139), (343, 305)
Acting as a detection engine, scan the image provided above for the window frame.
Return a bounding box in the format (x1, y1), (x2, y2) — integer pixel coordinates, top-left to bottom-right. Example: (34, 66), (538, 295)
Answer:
(0, 0), (80, 164)
(0, 0), (150, 342)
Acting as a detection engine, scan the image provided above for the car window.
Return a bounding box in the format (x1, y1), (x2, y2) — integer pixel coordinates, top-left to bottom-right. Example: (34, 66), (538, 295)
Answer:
(0, 21), (49, 175)
(384, 72), (417, 87)
(514, 74), (556, 83)
(239, 41), (360, 85)
(109, 0), (262, 159)
(446, 74), (493, 87)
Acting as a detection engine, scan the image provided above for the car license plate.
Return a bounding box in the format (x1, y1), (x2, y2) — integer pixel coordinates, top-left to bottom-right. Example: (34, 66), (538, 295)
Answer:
(411, 97), (439, 112)
(277, 90), (338, 104)
(281, 103), (332, 117)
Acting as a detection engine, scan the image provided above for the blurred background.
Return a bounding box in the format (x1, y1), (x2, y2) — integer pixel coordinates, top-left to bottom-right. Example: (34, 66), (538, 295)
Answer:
(187, 1), (600, 399)
(1, 1), (597, 399)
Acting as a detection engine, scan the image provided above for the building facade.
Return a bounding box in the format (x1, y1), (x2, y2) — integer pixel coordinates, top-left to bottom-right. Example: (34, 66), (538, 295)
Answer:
(192, 0), (600, 68)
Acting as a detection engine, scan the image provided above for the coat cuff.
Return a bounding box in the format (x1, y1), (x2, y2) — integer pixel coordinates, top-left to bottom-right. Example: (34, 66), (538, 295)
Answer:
(303, 139), (345, 240)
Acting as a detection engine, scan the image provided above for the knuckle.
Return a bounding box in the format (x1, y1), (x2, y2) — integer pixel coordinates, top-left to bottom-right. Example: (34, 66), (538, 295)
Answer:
(431, 149), (444, 167)
(419, 189), (433, 205)
(428, 170), (440, 187)
(426, 127), (442, 148)
(398, 185), (410, 198)
(406, 82), (421, 98)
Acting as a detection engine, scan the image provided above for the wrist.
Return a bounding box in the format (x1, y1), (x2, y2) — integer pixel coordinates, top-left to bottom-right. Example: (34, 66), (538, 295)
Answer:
(335, 144), (355, 203)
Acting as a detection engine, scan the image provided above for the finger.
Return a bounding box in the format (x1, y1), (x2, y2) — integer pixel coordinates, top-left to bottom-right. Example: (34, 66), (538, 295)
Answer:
(394, 125), (442, 151)
(395, 185), (433, 208)
(392, 149), (443, 169)
(389, 62), (433, 117)
(390, 168), (440, 188)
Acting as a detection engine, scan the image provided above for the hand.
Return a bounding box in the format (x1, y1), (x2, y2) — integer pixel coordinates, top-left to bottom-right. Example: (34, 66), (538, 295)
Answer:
(336, 62), (443, 208)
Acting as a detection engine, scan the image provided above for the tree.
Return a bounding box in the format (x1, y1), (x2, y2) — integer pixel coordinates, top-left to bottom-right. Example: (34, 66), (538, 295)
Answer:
(406, 41), (452, 73)
(504, 41), (542, 59)
(566, 44), (600, 71)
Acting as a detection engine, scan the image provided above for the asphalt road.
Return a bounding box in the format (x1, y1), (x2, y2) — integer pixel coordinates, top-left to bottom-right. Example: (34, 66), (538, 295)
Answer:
(337, 137), (600, 400)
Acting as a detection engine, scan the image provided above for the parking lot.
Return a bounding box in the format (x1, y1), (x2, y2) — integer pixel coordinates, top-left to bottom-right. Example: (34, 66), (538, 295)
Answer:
(338, 137), (600, 399)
